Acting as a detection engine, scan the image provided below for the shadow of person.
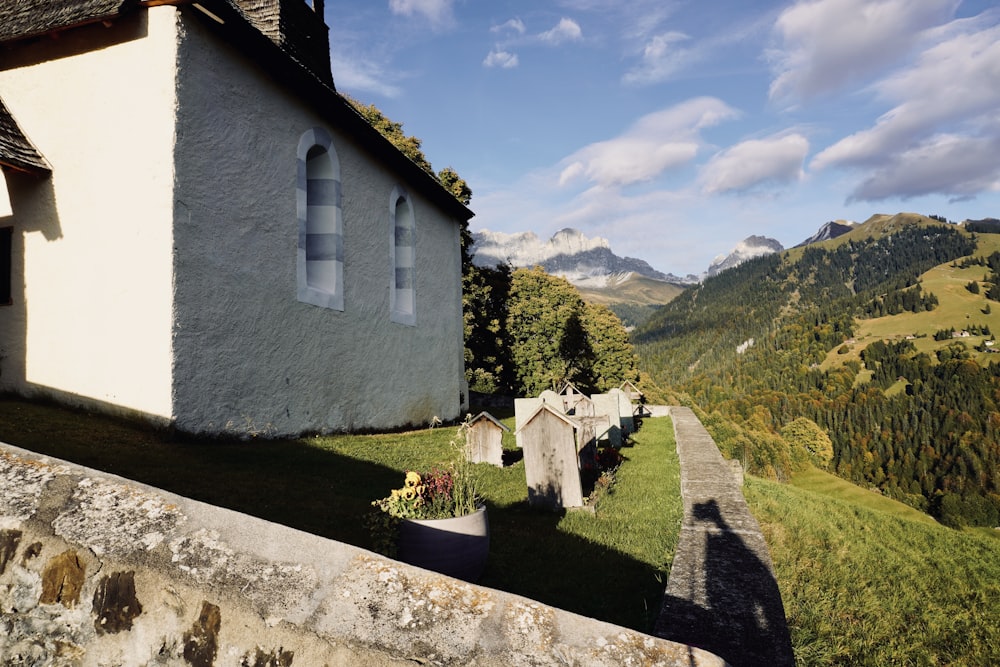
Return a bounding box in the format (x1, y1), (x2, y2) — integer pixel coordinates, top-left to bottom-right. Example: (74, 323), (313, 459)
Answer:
(658, 499), (794, 667)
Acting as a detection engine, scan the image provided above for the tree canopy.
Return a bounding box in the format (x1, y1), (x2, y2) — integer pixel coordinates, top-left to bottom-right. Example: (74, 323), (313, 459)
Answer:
(345, 96), (640, 403)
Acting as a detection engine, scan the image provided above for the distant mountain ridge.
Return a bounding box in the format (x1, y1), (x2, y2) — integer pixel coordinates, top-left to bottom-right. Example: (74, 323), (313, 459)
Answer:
(794, 220), (857, 247)
(706, 235), (785, 277)
(470, 228), (697, 286)
(470, 216), (899, 291)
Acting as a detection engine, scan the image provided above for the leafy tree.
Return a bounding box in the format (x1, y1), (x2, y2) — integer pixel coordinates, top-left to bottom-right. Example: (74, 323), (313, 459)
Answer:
(781, 417), (834, 469)
(505, 267), (637, 396)
(507, 268), (589, 395)
(583, 302), (640, 392)
(437, 166), (472, 206)
(344, 95), (434, 174)
(463, 264), (514, 394)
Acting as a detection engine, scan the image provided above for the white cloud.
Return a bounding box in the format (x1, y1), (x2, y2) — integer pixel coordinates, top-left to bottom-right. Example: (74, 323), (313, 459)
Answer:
(811, 15), (1000, 201)
(622, 8), (773, 87)
(483, 49), (519, 69)
(848, 131), (1000, 202)
(558, 97), (739, 188)
(622, 31), (691, 85)
(388, 0), (455, 28)
(330, 56), (402, 98)
(539, 18), (583, 44)
(491, 18), (526, 35)
(768, 0), (958, 102)
(700, 133), (810, 195)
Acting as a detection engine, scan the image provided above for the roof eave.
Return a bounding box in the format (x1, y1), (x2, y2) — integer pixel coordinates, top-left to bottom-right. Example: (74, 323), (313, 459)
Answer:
(188, 0), (474, 223)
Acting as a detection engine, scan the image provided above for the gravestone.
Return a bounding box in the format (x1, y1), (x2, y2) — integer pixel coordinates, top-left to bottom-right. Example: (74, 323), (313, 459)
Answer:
(590, 393), (623, 447)
(566, 394), (595, 418)
(513, 397), (543, 450)
(466, 412), (509, 467)
(574, 416), (599, 472)
(559, 381), (587, 414)
(619, 379), (643, 403)
(609, 388), (634, 438)
(517, 404), (584, 509)
(538, 389), (564, 411)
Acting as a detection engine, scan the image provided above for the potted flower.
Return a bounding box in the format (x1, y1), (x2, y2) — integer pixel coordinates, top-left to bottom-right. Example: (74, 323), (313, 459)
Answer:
(367, 417), (489, 582)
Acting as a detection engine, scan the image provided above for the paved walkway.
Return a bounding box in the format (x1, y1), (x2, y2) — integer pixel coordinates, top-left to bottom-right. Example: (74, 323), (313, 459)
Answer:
(654, 407), (794, 667)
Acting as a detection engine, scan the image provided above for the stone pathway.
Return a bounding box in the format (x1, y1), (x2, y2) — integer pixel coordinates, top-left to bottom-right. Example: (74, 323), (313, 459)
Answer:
(654, 407), (795, 667)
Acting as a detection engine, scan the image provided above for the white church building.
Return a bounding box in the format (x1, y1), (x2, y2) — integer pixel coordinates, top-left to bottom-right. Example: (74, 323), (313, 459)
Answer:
(0, 0), (472, 437)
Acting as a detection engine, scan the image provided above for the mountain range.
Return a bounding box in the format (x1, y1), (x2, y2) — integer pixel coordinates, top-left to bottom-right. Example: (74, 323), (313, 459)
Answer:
(470, 228), (686, 285)
(470, 219), (860, 290)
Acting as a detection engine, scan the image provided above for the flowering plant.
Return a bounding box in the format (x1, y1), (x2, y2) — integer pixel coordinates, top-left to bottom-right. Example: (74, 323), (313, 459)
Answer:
(366, 417), (481, 556)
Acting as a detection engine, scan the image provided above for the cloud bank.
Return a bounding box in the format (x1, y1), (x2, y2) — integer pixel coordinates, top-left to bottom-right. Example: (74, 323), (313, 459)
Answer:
(558, 97), (740, 188)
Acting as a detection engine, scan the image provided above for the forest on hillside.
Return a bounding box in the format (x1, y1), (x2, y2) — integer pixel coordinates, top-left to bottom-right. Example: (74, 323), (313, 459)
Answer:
(635, 220), (1000, 527)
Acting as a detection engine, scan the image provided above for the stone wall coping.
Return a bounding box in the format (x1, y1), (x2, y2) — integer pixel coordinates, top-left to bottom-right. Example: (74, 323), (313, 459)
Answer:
(0, 440), (726, 666)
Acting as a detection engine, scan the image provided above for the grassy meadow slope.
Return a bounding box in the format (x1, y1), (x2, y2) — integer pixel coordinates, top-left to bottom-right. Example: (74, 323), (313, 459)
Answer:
(746, 470), (1000, 665)
(575, 273), (685, 307)
(576, 273), (683, 330)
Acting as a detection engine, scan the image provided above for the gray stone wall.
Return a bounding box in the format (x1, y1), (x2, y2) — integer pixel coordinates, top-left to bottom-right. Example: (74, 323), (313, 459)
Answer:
(0, 441), (726, 666)
(655, 407), (793, 667)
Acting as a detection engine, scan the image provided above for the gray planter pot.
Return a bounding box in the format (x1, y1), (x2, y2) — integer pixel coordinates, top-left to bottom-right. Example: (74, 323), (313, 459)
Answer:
(397, 506), (489, 582)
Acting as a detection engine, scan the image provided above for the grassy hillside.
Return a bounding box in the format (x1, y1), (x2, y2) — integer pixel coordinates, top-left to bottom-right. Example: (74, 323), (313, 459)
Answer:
(746, 471), (1000, 665)
(576, 273), (685, 307)
(823, 232), (1000, 373)
(576, 274), (684, 330)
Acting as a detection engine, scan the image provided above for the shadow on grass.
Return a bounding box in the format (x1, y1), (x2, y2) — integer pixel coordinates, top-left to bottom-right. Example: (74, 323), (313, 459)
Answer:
(0, 397), (667, 633)
(480, 499), (667, 631)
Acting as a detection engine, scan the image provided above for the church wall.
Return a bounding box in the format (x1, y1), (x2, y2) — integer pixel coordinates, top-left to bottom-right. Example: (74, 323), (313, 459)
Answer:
(0, 10), (178, 422)
(169, 9), (465, 436)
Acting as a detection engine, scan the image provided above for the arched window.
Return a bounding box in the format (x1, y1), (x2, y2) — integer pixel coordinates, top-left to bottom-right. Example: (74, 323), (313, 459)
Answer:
(296, 128), (343, 310)
(389, 186), (415, 325)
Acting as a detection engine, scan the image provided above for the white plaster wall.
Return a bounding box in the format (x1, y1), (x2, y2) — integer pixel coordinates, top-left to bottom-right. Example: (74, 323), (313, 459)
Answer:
(0, 11), (178, 419)
(170, 12), (465, 436)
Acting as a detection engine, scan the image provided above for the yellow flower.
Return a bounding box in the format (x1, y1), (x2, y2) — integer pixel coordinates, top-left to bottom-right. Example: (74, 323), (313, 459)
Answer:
(404, 471), (421, 487)
(415, 485), (426, 496)
(401, 487), (417, 501)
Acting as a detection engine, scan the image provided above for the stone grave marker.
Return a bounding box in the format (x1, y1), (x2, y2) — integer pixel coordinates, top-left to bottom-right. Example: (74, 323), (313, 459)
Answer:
(466, 411), (509, 467)
(517, 404), (584, 509)
(539, 389), (564, 411)
(619, 379), (643, 403)
(513, 397), (542, 450)
(590, 392), (623, 447)
(566, 394), (595, 418)
(610, 387), (634, 438)
(559, 381), (587, 414)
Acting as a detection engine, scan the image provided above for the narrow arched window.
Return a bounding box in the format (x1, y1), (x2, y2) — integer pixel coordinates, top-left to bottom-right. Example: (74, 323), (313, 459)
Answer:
(389, 186), (415, 325)
(296, 128), (343, 310)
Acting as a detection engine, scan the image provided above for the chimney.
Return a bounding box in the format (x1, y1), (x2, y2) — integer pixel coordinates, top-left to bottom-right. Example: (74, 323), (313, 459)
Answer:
(234, 0), (333, 86)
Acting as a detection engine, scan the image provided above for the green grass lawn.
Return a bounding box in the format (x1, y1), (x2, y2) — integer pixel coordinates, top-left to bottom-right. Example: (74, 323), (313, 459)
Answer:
(0, 397), (682, 633)
(791, 465), (939, 526)
(746, 471), (1000, 666)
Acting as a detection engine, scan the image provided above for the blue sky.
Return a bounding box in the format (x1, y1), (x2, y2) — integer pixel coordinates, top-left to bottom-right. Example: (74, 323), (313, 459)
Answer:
(328, 0), (1000, 276)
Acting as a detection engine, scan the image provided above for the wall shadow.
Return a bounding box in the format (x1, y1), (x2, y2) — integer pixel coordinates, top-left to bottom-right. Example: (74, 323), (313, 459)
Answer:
(0, 397), (671, 634)
(656, 499), (794, 667)
(1, 169), (61, 391)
